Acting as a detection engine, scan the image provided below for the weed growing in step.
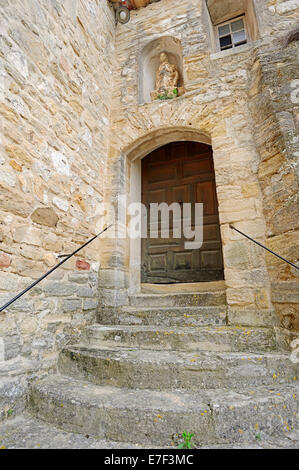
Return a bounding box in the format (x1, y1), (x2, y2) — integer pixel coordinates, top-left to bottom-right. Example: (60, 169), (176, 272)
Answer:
(178, 431), (195, 449)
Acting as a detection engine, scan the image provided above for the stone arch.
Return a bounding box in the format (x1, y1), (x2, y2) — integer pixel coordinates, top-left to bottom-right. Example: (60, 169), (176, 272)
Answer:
(123, 126), (211, 162)
(138, 36), (184, 104)
(123, 126), (217, 292)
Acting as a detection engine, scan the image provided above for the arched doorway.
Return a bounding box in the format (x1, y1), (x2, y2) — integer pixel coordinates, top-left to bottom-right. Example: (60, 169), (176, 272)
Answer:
(141, 141), (224, 283)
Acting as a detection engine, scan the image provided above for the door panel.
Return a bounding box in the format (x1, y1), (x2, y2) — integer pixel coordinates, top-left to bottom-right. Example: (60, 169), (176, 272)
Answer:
(196, 181), (216, 216)
(141, 141), (224, 283)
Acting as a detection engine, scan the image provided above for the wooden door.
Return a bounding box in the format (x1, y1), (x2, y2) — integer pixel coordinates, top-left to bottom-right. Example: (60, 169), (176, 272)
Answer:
(141, 141), (224, 283)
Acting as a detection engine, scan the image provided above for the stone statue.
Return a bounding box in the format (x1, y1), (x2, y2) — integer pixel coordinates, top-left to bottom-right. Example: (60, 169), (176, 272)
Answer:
(151, 52), (184, 101)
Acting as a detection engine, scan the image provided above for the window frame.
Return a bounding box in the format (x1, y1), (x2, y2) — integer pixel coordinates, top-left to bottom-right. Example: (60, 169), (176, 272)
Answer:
(215, 15), (249, 52)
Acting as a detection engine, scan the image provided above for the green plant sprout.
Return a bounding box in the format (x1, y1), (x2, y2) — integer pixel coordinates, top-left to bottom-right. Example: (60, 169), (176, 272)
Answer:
(178, 431), (195, 449)
(157, 88), (179, 100)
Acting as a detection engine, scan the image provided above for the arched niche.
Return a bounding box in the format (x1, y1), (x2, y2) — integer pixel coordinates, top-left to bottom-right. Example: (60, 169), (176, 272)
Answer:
(139, 36), (184, 104)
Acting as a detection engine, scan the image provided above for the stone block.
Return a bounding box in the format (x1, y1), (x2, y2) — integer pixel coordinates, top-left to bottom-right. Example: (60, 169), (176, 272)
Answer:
(0, 103), (19, 123)
(0, 252), (11, 268)
(0, 183), (32, 218)
(42, 234), (63, 252)
(9, 160), (22, 172)
(75, 260), (90, 271)
(255, 288), (271, 310)
(0, 291), (31, 312)
(241, 183), (260, 198)
(31, 207), (59, 228)
(12, 226), (42, 246)
(225, 268), (269, 288)
(19, 244), (41, 261)
(228, 308), (280, 327)
(0, 377), (27, 422)
(100, 288), (129, 307)
(99, 269), (127, 289)
(44, 282), (78, 297)
(223, 241), (250, 269)
(0, 272), (20, 292)
(68, 273), (90, 284)
(271, 282), (299, 304)
(5, 144), (33, 167)
(13, 258), (45, 279)
(258, 153), (284, 178)
(62, 299), (82, 312)
(226, 287), (255, 307)
(83, 299), (99, 311)
(43, 253), (57, 267)
(75, 286), (94, 298)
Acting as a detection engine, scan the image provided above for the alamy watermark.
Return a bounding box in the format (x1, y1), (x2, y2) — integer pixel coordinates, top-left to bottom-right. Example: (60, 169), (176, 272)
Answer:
(95, 196), (204, 249)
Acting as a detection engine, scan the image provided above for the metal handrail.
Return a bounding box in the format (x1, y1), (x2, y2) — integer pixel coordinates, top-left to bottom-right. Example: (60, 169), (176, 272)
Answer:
(1, 223), (296, 313)
(229, 225), (299, 270)
(0, 224), (113, 313)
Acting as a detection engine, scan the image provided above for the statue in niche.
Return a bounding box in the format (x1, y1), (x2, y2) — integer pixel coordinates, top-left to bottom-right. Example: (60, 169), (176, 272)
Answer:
(151, 52), (185, 101)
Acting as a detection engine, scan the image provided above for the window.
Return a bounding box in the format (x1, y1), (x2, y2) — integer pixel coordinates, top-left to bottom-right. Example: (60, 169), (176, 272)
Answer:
(205, 0), (259, 54)
(217, 16), (247, 51)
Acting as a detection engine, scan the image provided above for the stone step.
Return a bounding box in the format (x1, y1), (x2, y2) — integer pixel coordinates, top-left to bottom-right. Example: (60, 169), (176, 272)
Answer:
(98, 305), (227, 327)
(0, 377), (27, 423)
(84, 324), (280, 353)
(58, 346), (298, 391)
(29, 375), (298, 446)
(140, 281), (226, 294)
(0, 415), (155, 449)
(2, 415), (298, 449)
(129, 290), (226, 308)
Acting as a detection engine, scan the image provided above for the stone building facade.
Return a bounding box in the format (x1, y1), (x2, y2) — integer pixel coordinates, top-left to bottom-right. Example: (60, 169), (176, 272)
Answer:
(100, 0), (299, 327)
(0, 0), (298, 425)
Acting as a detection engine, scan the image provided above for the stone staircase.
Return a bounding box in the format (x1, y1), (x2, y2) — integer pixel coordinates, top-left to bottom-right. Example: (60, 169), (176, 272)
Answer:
(27, 285), (298, 448)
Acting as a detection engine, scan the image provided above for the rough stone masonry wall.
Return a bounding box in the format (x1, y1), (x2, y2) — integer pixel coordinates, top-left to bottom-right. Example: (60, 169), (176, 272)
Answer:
(248, 0), (299, 331)
(101, 0), (298, 332)
(0, 0), (115, 408)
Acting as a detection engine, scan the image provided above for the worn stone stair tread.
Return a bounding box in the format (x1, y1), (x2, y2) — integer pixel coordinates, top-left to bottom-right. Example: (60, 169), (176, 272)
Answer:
(0, 415), (156, 449)
(32, 375), (208, 411)
(198, 437), (299, 449)
(31, 374), (298, 412)
(1, 415), (298, 449)
(85, 324), (278, 353)
(98, 305), (227, 326)
(58, 345), (297, 390)
(112, 305), (228, 318)
(87, 324), (271, 333)
(29, 375), (298, 446)
(63, 344), (292, 364)
(86, 324), (276, 339)
(116, 305), (227, 313)
(132, 290), (226, 297)
(128, 291), (226, 307)
(140, 281), (226, 294)
(133, 290), (226, 295)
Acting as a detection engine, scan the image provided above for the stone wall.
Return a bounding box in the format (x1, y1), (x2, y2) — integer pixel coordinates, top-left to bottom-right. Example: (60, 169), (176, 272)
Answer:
(100, 0), (298, 331)
(247, 0), (299, 330)
(0, 0), (298, 422)
(0, 0), (115, 408)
